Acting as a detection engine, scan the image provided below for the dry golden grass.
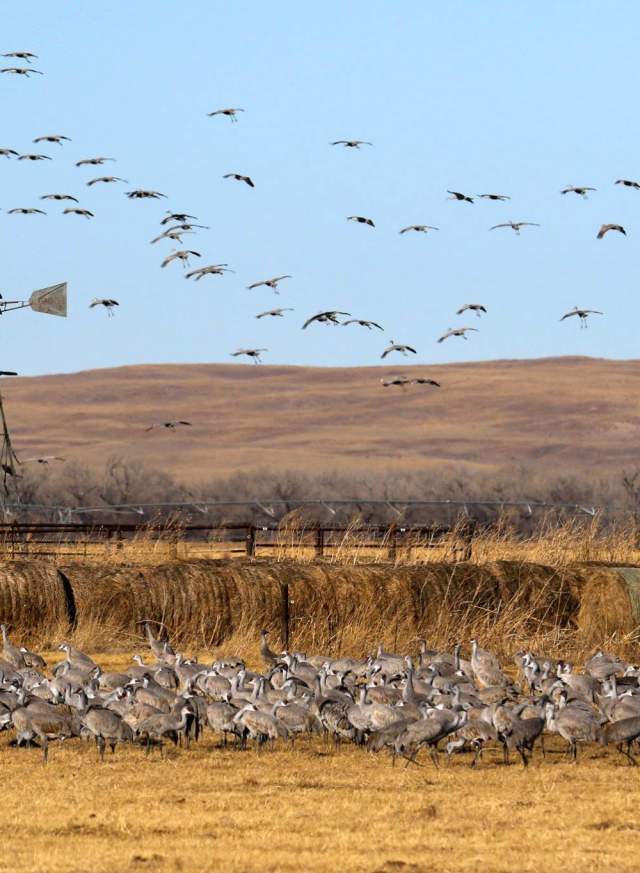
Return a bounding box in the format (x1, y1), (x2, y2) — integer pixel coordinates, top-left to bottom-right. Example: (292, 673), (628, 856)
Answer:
(2, 648), (640, 873)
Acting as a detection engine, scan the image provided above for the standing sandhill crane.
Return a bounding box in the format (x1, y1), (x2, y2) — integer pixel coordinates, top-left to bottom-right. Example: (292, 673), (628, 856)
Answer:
(17, 153), (51, 161)
(597, 223), (626, 239)
(560, 307), (603, 328)
(1, 625), (27, 669)
(256, 308), (294, 319)
(161, 250), (201, 269)
(75, 157), (115, 166)
(599, 716), (640, 766)
(347, 215), (375, 227)
(208, 107), (244, 121)
(544, 699), (600, 761)
(615, 179), (640, 189)
(302, 311), (350, 329)
(490, 220), (540, 234)
(87, 176), (128, 186)
(437, 326), (479, 343)
(233, 703), (289, 749)
(381, 341), (416, 359)
(456, 304), (487, 317)
(0, 148), (18, 157)
(63, 207), (94, 218)
(6, 207), (46, 215)
(331, 140), (372, 148)
(185, 264), (234, 280)
(380, 376), (411, 388)
(40, 193), (79, 202)
(477, 193), (510, 201)
(125, 190), (167, 200)
(33, 135), (71, 145)
(230, 348), (267, 364)
(137, 705), (193, 757)
(82, 707), (134, 760)
(12, 709), (79, 763)
(447, 190), (474, 203)
(260, 629), (279, 667)
(2, 51), (38, 63)
(0, 67), (43, 76)
(561, 185), (596, 198)
(145, 421), (192, 433)
(395, 709), (467, 767)
(342, 319), (384, 330)
(89, 298), (119, 316)
(247, 275), (292, 293)
(223, 173), (254, 187)
(399, 224), (439, 234)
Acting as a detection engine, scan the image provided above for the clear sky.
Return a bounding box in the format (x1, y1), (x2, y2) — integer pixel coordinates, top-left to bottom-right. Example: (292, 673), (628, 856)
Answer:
(1, 1), (638, 376)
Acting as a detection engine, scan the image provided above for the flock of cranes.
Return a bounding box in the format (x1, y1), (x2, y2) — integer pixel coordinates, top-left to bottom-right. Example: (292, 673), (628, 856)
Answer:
(2, 623), (640, 767)
(2, 51), (624, 402)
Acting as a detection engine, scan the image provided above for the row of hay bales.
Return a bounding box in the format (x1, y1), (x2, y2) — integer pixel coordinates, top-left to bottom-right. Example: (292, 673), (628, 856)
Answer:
(0, 559), (638, 649)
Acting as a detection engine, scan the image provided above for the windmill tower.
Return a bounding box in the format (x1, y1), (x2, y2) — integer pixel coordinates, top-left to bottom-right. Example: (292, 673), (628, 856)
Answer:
(0, 391), (20, 505)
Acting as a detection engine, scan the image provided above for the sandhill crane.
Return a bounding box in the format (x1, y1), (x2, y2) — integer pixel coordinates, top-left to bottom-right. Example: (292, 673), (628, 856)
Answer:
(125, 190), (167, 200)
(411, 377), (440, 387)
(233, 703), (289, 749)
(457, 304), (487, 317)
(161, 250), (201, 268)
(342, 319), (383, 330)
(40, 193), (79, 202)
(0, 67), (43, 76)
(347, 215), (375, 227)
(437, 326), (478, 343)
(230, 348), (267, 363)
(22, 456), (65, 464)
(138, 705), (193, 756)
(208, 107), (244, 121)
(1, 625), (27, 669)
(12, 708), (79, 762)
(33, 135), (70, 145)
(395, 709), (467, 767)
(143, 623), (176, 661)
(477, 193), (510, 201)
(145, 420), (192, 432)
(399, 224), (439, 234)
(150, 229), (194, 244)
(185, 264), (234, 280)
(17, 153), (51, 161)
(561, 185), (596, 198)
(545, 699), (600, 761)
(87, 176), (128, 186)
(490, 220), (540, 234)
(75, 157), (115, 167)
(597, 223), (626, 239)
(599, 716), (640, 765)
(331, 140), (372, 148)
(302, 311), (350, 329)
(381, 341), (416, 359)
(615, 179), (640, 189)
(82, 708), (134, 760)
(2, 51), (38, 63)
(0, 148), (18, 157)
(6, 207), (46, 215)
(223, 173), (254, 187)
(63, 207), (94, 218)
(447, 190), (474, 203)
(560, 307), (603, 328)
(161, 212), (198, 225)
(380, 376), (411, 388)
(256, 308), (294, 319)
(89, 298), (119, 315)
(247, 275), (292, 292)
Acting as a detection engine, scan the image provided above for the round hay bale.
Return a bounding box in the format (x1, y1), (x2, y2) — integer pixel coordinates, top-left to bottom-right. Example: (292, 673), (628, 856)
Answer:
(0, 561), (71, 640)
(575, 565), (640, 642)
(60, 564), (152, 640)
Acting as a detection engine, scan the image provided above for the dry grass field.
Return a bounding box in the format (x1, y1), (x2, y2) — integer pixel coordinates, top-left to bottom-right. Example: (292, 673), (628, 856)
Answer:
(2, 648), (640, 873)
(3, 355), (640, 480)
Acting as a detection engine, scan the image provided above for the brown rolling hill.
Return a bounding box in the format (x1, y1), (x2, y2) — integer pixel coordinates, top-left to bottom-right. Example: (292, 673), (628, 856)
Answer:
(1, 356), (638, 482)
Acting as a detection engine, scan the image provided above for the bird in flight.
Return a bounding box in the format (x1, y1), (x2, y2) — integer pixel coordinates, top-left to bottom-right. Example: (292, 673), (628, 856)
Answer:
(399, 224), (439, 234)
(456, 304), (487, 318)
(490, 221), (540, 234)
(208, 107), (244, 121)
(302, 311), (350, 329)
(347, 215), (375, 227)
(161, 212), (198, 225)
(2, 51), (38, 63)
(437, 327), (478, 343)
(161, 250), (201, 268)
(17, 153), (51, 161)
(0, 371), (18, 376)
(0, 148), (18, 158)
(1, 67), (43, 76)
(6, 207), (46, 215)
(40, 193), (79, 203)
(561, 185), (596, 199)
(87, 176), (128, 186)
(247, 275), (292, 293)
(231, 348), (267, 363)
(223, 173), (254, 187)
(125, 190), (167, 200)
(447, 191), (474, 203)
(184, 264), (234, 280)
(63, 207), (94, 219)
(615, 179), (640, 190)
(150, 229), (195, 245)
(22, 456), (65, 464)
(380, 376), (411, 388)
(33, 135), (70, 145)
(145, 420), (193, 432)
(381, 341), (417, 359)
(597, 223), (626, 239)
(477, 193), (510, 201)
(331, 140), (372, 148)
(256, 308), (294, 319)
(75, 157), (115, 167)
(560, 307), (603, 328)
(89, 298), (119, 316)
(342, 318), (384, 331)
(411, 377), (441, 387)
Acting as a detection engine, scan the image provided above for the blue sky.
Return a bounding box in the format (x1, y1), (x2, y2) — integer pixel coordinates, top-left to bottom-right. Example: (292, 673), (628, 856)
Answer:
(1, 2), (638, 376)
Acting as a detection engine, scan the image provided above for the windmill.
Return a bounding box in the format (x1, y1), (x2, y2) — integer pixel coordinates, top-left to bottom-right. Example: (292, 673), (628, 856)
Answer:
(0, 281), (67, 316)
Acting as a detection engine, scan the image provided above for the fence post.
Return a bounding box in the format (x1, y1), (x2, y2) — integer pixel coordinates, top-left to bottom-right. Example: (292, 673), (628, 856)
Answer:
(245, 525), (256, 558)
(315, 528), (325, 559)
(387, 526), (398, 562)
(281, 583), (290, 651)
(461, 522), (475, 561)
